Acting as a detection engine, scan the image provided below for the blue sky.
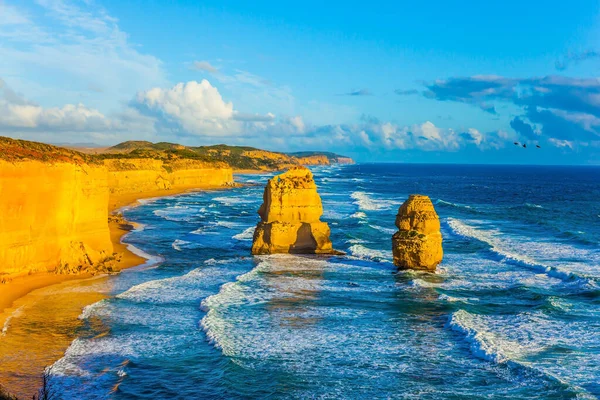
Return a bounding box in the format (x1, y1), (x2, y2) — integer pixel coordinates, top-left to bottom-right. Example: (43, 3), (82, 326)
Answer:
(1, 0), (599, 164)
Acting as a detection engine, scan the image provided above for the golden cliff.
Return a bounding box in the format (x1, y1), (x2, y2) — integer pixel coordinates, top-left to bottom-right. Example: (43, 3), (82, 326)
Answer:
(391, 195), (443, 271)
(292, 155), (330, 166)
(0, 137), (235, 279)
(0, 158), (113, 277)
(104, 158), (233, 196)
(251, 167), (334, 254)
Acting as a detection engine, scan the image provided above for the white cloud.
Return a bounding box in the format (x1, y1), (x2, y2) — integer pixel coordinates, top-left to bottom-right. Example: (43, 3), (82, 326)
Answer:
(136, 80), (240, 136)
(0, 78), (155, 143)
(0, 1), (166, 112)
(548, 138), (574, 149)
(287, 116), (305, 133)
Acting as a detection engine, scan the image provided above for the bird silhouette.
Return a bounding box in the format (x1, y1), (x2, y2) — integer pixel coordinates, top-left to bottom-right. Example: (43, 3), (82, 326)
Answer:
(514, 142), (520, 146)
(536, 145), (541, 148)
(522, 144), (527, 148)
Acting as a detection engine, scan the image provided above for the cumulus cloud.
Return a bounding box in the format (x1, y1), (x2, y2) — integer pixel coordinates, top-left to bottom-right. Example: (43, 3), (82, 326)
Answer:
(0, 78), (155, 142)
(136, 80), (234, 135)
(286, 118), (512, 153)
(423, 75), (600, 148)
(134, 80), (291, 137)
(192, 61), (219, 73)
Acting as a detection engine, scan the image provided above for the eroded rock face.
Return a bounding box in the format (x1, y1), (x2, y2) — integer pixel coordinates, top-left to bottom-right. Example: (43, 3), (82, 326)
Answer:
(392, 194), (443, 271)
(251, 167), (333, 254)
(0, 160), (114, 276)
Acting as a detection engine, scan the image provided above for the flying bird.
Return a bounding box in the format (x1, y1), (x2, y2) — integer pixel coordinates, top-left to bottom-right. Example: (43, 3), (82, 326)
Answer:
(522, 144), (527, 148)
(514, 142), (520, 146)
(536, 145), (541, 148)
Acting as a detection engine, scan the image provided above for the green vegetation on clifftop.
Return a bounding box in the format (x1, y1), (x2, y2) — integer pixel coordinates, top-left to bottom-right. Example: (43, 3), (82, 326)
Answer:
(0, 137), (353, 170)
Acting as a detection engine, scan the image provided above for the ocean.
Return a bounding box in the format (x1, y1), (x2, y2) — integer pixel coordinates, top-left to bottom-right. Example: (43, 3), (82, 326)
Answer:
(48, 164), (600, 399)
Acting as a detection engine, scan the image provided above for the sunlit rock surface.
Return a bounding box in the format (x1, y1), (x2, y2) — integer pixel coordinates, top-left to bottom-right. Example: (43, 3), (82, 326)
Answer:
(392, 194), (443, 271)
(251, 167), (333, 254)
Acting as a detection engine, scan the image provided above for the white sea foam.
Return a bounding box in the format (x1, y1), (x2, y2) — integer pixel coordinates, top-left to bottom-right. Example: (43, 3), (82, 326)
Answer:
(351, 211), (367, 219)
(123, 244), (164, 273)
(213, 220), (243, 229)
(369, 224), (396, 235)
(447, 309), (599, 399)
(350, 191), (398, 211)
(447, 218), (599, 285)
(436, 199), (473, 210)
(153, 206), (198, 222)
(448, 310), (526, 364)
(409, 279), (440, 289)
(116, 267), (229, 304)
(50, 332), (188, 378)
(525, 203), (544, 209)
(346, 238), (368, 244)
(1, 306), (24, 337)
(347, 245), (392, 262)
(322, 209), (347, 220)
(212, 196), (255, 206)
(201, 255), (330, 357)
(172, 239), (190, 251)
(204, 258), (240, 265)
(232, 226), (255, 241)
(78, 300), (108, 320)
(438, 294), (478, 303)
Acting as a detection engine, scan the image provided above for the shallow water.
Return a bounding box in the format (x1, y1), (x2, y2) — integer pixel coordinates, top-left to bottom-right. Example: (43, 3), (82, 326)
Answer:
(45, 164), (600, 399)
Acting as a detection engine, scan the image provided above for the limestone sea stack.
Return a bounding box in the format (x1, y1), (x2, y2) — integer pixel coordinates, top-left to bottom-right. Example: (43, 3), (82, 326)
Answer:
(392, 194), (443, 271)
(251, 166), (333, 254)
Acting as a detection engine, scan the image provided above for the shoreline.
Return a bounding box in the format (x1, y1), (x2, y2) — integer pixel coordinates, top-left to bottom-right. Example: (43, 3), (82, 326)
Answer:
(0, 183), (235, 326)
(0, 183), (239, 398)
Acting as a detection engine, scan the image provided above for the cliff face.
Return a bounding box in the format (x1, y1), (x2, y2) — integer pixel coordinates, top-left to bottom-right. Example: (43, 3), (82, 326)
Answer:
(293, 155), (330, 166)
(0, 136), (236, 278)
(251, 167), (333, 254)
(0, 160), (113, 277)
(391, 195), (443, 271)
(104, 159), (234, 195)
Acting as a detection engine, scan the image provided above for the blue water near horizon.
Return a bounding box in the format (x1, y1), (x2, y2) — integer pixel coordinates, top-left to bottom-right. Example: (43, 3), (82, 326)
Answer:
(48, 163), (600, 399)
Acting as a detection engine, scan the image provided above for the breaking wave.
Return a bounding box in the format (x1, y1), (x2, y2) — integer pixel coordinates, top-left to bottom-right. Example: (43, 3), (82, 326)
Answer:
(446, 218), (598, 286)
(232, 226), (255, 241)
(351, 192), (397, 211)
(347, 244), (392, 262)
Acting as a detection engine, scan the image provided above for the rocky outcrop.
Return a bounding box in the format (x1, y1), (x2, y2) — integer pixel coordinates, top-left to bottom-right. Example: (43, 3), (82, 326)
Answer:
(251, 167), (333, 254)
(104, 159), (234, 196)
(0, 160), (114, 277)
(391, 195), (443, 271)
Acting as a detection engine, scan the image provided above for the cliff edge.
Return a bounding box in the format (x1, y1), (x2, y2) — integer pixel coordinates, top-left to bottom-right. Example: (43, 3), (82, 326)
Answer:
(391, 195), (443, 271)
(0, 137), (114, 276)
(251, 167), (333, 254)
(0, 137), (234, 278)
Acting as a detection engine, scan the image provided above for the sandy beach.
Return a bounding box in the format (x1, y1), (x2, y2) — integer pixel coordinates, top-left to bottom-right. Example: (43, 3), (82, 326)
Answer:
(0, 183), (235, 398)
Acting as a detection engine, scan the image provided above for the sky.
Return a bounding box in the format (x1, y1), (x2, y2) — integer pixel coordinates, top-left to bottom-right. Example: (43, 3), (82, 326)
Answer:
(1, 0), (600, 164)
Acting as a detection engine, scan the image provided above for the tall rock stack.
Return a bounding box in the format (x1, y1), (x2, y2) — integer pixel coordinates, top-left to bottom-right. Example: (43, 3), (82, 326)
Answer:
(251, 166), (334, 255)
(392, 195), (443, 271)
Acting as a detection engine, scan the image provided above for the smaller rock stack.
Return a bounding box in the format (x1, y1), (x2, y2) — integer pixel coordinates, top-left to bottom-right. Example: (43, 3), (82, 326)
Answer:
(251, 166), (334, 255)
(392, 195), (443, 271)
